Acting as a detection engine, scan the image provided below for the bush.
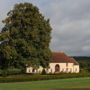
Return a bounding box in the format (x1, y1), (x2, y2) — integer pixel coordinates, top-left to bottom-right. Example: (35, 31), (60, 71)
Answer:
(0, 68), (23, 76)
(0, 69), (3, 75)
(41, 69), (47, 75)
(2, 70), (8, 77)
(7, 68), (22, 75)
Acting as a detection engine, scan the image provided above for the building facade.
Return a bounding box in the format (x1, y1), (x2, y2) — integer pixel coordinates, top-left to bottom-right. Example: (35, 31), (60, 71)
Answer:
(26, 52), (79, 73)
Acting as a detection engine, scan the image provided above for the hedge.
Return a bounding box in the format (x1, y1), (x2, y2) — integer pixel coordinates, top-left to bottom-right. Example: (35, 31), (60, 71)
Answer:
(0, 73), (90, 83)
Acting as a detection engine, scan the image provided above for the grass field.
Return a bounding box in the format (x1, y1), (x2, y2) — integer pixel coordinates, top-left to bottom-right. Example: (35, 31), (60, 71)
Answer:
(0, 77), (90, 90)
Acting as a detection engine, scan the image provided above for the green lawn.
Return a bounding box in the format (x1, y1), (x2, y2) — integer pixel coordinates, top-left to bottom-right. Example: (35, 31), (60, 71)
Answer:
(0, 77), (90, 90)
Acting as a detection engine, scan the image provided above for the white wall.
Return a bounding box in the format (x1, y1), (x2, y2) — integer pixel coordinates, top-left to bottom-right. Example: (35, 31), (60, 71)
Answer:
(49, 63), (74, 73)
(26, 63), (80, 73)
(26, 67), (33, 73)
(73, 65), (80, 73)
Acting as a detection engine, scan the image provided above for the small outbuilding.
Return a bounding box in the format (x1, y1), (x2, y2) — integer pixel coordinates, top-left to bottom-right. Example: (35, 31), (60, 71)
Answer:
(26, 52), (79, 73)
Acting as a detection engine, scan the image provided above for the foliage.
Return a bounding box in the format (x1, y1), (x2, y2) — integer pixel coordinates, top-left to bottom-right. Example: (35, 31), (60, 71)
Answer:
(0, 3), (52, 70)
(80, 62), (90, 72)
(72, 56), (90, 72)
(73, 56), (90, 62)
(41, 69), (47, 75)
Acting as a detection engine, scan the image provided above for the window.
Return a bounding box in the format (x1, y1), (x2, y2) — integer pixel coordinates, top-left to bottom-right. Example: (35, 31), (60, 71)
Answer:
(62, 68), (64, 72)
(75, 68), (77, 72)
(46, 68), (49, 72)
(66, 63), (68, 67)
(66, 68), (68, 72)
(61, 68), (64, 73)
(51, 69), (52, 73)
(70, 68), (72, 72)
(29, 69), (31, 72)
(32, 69), (35, 73)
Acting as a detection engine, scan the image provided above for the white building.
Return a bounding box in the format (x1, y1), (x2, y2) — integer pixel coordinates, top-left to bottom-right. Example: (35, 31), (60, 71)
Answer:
(26, 52), (79, 73)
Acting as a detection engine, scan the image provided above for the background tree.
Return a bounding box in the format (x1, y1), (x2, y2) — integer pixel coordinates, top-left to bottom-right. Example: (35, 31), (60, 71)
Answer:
(0, 3), (52, 71)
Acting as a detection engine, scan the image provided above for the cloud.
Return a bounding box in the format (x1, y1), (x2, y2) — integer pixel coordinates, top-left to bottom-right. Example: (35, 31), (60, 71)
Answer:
(0, 0), (40, 28)
(41, 0), (90, 56)
(0, 0), (21, 29)
(0, 0), (90, 56)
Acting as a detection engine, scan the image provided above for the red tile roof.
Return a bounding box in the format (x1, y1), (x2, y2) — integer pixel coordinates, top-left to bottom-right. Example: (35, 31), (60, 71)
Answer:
(51, 52), (79, 65)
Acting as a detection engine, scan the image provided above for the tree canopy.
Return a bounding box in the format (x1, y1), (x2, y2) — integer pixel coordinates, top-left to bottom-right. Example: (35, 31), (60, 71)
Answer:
(0, 3), (52, 70)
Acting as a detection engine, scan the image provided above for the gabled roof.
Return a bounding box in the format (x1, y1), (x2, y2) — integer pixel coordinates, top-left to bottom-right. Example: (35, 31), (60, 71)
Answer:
(51, 52), (79, 65)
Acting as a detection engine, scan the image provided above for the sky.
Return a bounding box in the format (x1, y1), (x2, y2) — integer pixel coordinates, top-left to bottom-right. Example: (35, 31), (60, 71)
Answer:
(0, 0), (90, 56)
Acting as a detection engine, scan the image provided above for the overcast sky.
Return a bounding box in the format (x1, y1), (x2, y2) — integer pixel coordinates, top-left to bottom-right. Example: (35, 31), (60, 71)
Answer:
(0, 0), (90, 56)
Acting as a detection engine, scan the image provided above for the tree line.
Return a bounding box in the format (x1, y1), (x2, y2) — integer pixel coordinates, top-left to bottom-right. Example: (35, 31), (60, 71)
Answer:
(72, 56), (90, 72)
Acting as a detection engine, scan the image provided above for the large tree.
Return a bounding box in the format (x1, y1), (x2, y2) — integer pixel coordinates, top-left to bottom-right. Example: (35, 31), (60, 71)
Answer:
(0, 3), (52, 70)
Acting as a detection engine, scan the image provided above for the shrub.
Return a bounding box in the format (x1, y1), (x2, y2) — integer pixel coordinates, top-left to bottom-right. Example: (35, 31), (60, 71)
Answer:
(0, 68), (23, 76)
(41, 69), (47, 75)
(7, 68), (22, 75)
(2, 70), (8, 77)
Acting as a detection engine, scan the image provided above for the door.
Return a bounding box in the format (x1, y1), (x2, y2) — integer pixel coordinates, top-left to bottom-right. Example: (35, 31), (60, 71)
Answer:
(55, 64), (60, 72)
